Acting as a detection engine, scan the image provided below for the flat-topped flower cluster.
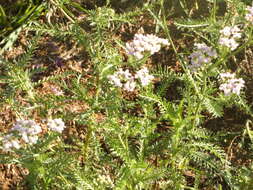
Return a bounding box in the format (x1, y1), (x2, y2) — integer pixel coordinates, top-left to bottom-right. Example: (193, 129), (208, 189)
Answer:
(47, 118), (65, 133)
(2, 118), (65, 151)
(126, 33), (169, 59)
(219, 26), (242, 50)
(189, 43), (217, 71)
(11, 120), (42, 145)
(219, 72), (245, 96)
(108, 67), (154, 92)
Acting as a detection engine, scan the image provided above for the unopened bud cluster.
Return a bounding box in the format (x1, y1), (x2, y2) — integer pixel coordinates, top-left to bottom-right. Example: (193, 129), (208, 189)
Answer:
(219, 26), (242, 50)
(219, 72), (245, 96)
(108, 67), (154, 91)
(126, 34), (169, 59)
(188, 43), (217, 71)
(2, 118), (65, 152)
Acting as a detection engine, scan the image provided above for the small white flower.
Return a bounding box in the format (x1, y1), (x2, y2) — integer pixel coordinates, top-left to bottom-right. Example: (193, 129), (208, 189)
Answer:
(47, 118), (66, 133)
(220, 72), (235, 80)
(219, 72), (245, 96)
(27, 135), (39, 145)
(108, 68), (137, 92)
(51, 86), (64, 96)
(10, 119), (42, 145)
(108, 75), (122, 87)
(135, 67), (154, 86)
(2, 134), (21, 151)
(118, 69), (132, 80)
(12, 120), (42, 135)
(220, 26), (232, 36)
(126, 33), (169, 59)
(123, 80), (136, 92)
(246, 6), (253, 24)
(219, 26), (241, 50)
(219, 38), (239, 51)
(21, 133), (39, 145)
(188, 43), (217, 71)
(108, 67), (155, 91)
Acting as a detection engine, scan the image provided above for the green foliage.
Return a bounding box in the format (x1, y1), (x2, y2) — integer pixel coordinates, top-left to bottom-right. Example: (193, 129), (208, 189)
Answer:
(203, 97), (224, 117)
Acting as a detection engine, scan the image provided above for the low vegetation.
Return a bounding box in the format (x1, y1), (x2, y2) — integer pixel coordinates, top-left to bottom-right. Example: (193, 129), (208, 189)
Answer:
(0, 0), (253, 189)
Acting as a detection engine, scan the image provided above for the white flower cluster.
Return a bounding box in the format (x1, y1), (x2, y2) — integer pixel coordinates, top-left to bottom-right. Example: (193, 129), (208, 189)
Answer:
(188, 43), (217, 71)
(2, 118), (65, 152)
(135, 67), (154, 86)
(219, 26), (242, 50)
(108, 67), (154, 91)
(47, 118), (66, 133)
(126, 34), (169, 59)
(2, 134), (21, 151)
(108, 68), (136, 91)
(245, 6), (253, 24)
(12, 120), (42, 145)
(219, 72), (245, 96)
(2, 120), (42, 151)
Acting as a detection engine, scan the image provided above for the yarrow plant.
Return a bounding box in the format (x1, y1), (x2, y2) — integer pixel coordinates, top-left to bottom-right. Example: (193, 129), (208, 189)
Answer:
(108, 67), (154, 91)
(2, 2), (253, 189)
(125, 33), (169, 59)
(219, 26), (242, 50)
(219, 72), (245, 96)
(188, 43), (217, 71)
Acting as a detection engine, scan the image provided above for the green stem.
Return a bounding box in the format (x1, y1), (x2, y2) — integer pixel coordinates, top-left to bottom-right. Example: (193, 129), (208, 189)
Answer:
(157, 1), (201, 97)
(82, 124), (92, 162)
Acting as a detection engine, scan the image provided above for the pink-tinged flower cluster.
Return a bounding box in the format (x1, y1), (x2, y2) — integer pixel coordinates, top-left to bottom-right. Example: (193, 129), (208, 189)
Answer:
(108, 67), (154, 91)
(50, 86), (64, 96)
(2, 118), (65, 152)
(188, 43), (217, 71)
(245, 6), (253, 24)
(219, 72), (245, 96)
(219, 26), (242, 50)
(126, 34), (169, 59)
(11, 120), (42, 145)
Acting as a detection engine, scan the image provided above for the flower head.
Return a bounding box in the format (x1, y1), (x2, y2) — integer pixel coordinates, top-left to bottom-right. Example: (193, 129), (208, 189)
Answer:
(188, 43), (217, 71)
(2, 134), (21, 151)
(219, 72), (245, 96)
(108, 69), (136, 91)
(47, 118), (66, 133)
(245, 6), (253, 24)
(135, 67), (154, 86)
(126, 33), (169, 59)
(11, 120), (42, 145)
(219, 26), (241, 50)
(123, 79), (136, 92)
(108, 67), (154, 91)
